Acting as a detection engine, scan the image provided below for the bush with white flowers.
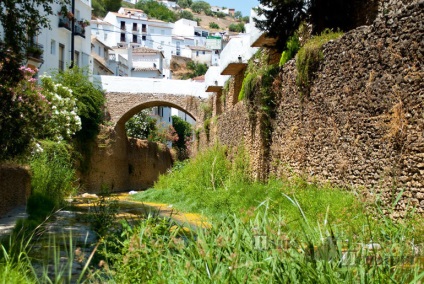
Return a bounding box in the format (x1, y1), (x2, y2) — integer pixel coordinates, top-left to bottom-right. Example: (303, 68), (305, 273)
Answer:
(40, 75), (81, 141)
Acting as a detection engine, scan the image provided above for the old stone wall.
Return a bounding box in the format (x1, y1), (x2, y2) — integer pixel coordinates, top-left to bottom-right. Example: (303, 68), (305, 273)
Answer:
(127, 139), (174, 190)
(0, 165), (31, 217)
(81, 126), (174, 193)
(202, 1), (423, 215)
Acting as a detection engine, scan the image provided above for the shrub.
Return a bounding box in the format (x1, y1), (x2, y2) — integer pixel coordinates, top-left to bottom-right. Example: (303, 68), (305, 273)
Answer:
(190, 1), (210, 13)
(125, 109), (157, 139)
(0, 66), (48, 160)
(39, 75), (81, 141)
(216, 11), (226, 18)
(51, 67), (105, 142)
(209, 22), (219, 29)
(182, 61), (208, 79)
(229, 23), (245, 33)
(279, 33), (300, 67)
(179, 10), (194, 20)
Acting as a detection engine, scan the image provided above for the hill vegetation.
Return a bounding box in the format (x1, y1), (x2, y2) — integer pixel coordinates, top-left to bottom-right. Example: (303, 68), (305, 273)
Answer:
(93, 0), (249, 33)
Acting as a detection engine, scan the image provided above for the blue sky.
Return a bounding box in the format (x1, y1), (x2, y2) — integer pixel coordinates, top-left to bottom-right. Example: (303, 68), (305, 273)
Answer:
(206, 0), (260, 18)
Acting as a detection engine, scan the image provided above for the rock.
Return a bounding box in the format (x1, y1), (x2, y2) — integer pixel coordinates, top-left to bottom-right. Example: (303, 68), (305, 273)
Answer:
(81, 193), (98, 199)
(363, 242), (382, 250)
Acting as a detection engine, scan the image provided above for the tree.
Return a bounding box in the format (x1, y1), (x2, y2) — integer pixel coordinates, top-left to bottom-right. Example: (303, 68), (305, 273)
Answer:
(190, 1), (210, 13)
(255, 0), (308, 52)
(234, 11), (243, 19)
(309, 0), (379, 33)
(179, 10), (194, 21)
(136, 0), (178, 22)
(104, 0), (122, 13)
(255, 0), (379, 51)
(172, 115), (192, 159)
(177, 0), (192, 8)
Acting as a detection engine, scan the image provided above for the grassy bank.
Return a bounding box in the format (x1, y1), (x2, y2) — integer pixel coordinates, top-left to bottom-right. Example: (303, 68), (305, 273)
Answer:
(131, 144), (421, 239)
(1, 144), (423, 282)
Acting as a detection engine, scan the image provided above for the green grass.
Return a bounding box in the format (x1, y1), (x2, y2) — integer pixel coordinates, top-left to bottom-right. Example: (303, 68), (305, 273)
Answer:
(2, 143), (423, 283)
(95, 204), (424, 283)
(130, 144), (413, 241)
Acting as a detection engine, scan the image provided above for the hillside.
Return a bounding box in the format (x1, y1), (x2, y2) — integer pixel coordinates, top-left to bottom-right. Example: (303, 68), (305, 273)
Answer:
(119, 1), (245, 34)
(186, 9), (243, 33)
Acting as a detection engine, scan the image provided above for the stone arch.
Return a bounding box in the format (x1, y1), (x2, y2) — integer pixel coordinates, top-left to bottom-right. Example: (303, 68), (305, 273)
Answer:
(105, 92), (205, 127)
(117, 100), (198, 126)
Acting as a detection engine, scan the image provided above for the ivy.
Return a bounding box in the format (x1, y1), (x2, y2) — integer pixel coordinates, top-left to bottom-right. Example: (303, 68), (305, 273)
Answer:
(238, 49), (279, 152)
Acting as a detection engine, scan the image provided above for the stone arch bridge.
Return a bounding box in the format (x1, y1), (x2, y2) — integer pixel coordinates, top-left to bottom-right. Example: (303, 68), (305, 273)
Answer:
(85, 76), (209, 193)
(95, 75), (208, 128)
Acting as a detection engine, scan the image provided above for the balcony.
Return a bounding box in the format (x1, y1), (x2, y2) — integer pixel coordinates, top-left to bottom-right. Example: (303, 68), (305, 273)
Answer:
(27, 42), (44, 62)
(219, 35), (258, 75)
(58, 15), (71, 31)
(75, 22), (86, 38)
(205, 66), (230, 92)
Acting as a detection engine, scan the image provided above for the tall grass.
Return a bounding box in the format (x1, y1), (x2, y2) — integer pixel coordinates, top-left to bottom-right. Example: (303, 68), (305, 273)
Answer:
(132, 144), (367, 234)
(28, 140), (77, 217)
(92, 201), (424, 283)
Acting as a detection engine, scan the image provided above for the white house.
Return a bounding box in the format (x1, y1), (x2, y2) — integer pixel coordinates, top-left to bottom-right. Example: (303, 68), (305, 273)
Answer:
(157, 0), (179, 9)
(91, 36), (114, 75)
(24, 0), (92, 74)
(90, 18), (115, 47)
(188, 46), (212, 65)
(132, 46), (164, 78)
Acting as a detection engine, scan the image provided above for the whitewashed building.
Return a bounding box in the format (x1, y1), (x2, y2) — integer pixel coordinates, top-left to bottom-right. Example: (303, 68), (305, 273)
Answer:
(188, 46), (212, 65)
(22, 0), (93, 74)
(157, 0), (179, 9)
(131, 46), (164, 78)
(91, 36), (114, 75)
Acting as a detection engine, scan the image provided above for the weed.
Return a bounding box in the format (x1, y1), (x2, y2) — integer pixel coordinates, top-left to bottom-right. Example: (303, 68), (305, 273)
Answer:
(296, 29), (343, 96)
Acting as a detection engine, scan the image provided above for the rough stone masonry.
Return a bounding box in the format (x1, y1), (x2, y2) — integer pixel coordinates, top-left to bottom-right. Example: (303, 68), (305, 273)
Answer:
(201, 1), (424, 216)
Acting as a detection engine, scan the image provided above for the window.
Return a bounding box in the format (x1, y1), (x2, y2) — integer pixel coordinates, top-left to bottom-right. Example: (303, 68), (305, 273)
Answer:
(120, 33), (126, 42)
(142, 35), (146, 41)
(142, 24), (147, 32)
(59, 44), (65, 71)
(202, 51), (205, 55)
(50, 40), (56, 55)
(196, 51), (199, 57)
(132, 23), (137, 31)
(132, 34), (137, 43)
(120, 21), (125, 30)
